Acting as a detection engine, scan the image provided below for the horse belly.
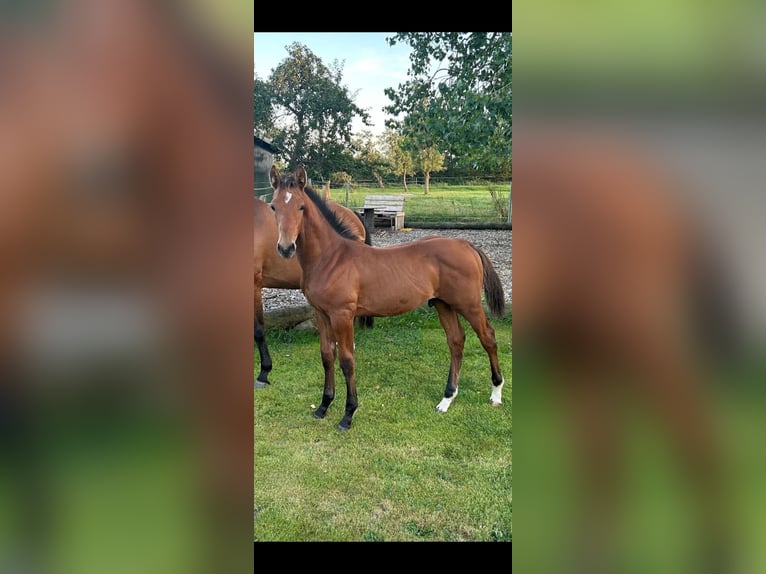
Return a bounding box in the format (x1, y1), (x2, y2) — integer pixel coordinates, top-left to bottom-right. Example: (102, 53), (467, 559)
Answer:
(356, 277), (435, 317)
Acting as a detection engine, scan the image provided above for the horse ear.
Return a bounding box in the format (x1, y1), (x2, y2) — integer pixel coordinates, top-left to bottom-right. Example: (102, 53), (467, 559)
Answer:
(295, 165), (307, 189)
(269, 165), (280, 190)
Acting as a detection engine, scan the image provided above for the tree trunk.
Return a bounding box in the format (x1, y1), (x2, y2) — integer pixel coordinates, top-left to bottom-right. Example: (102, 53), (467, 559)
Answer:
(373, 171), (384, 188)
(402, 173), (408, 192)
(424, 171), (430, 195)
(323, 180), (331, 200)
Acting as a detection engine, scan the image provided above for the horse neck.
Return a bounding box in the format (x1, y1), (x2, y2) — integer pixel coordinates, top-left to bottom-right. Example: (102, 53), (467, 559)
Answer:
(296, 193), (345, 270)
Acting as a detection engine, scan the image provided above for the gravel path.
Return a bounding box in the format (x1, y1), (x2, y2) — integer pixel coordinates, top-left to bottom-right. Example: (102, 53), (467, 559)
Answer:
(262, 228), (512, 313)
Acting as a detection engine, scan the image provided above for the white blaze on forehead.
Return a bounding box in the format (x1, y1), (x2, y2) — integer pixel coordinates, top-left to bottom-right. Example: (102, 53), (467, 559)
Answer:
(284, 191), (293, 204)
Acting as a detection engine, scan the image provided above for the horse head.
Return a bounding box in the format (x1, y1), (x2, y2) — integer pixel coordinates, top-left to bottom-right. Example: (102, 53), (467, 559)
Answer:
(269, 165), (308, 259)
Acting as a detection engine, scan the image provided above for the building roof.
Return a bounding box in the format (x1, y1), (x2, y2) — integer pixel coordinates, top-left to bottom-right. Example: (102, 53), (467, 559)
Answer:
(254, 131), (281, 155)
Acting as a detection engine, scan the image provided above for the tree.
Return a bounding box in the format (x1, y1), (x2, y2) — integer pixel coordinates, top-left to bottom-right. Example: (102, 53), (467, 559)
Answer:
(416, 146), (445, 195)
(253, 74), (274, 133)
(383, 130), (414, 191)
(254, 43), (371, 179)
(352, 131), (390, 187)
(384, 33), (512, 174)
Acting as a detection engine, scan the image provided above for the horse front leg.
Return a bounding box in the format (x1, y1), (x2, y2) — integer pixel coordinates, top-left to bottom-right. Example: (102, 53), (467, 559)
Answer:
(254, 272), (272, 388)
(332, 312), (358, 431)
(313, 310), (336, 419)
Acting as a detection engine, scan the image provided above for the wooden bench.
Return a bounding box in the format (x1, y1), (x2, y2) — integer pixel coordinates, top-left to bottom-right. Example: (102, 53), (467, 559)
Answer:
(357, 194), (405, 231)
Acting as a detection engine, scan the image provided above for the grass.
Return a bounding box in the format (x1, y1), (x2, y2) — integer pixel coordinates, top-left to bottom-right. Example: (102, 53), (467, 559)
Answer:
(254, 305), (512, 542)
(319, 182), (511, 224)
(514, 354), (766, 573)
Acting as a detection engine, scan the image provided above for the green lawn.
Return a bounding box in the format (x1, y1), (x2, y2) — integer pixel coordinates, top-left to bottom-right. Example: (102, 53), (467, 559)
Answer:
(254, 305), (512, 542)
(513, 356), (766, 573)
(318, 182), (510, 224)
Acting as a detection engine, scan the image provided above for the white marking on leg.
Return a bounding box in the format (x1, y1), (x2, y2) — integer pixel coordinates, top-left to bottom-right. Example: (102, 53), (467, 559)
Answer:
(435, 387), (458, 412)
(490, 379), (504, 406)
(285, 191), (293, 204)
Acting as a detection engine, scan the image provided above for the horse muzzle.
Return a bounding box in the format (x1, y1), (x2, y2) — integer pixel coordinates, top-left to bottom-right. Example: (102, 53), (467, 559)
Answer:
(277, 242), (296, 259)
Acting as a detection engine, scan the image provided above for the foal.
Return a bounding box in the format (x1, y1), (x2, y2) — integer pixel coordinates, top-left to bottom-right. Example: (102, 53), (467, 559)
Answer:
(254, 196), (371, 387)
(270, 165), (506, 430)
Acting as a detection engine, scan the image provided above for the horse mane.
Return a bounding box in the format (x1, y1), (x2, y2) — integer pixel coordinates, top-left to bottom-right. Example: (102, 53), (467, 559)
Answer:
(299, 182), (360, 241)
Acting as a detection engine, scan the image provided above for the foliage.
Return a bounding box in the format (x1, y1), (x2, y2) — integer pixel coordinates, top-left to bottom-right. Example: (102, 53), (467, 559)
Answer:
(329, 171), (352, 185)
(415, 145), (445, 194)
(253, 75), (274, 133)
(382, 130), (415, 189)
(254, 42), (371, 178)
(488, 187), (509, 221)
(351, 131), (391, 187)
(384, 33), (512, 174)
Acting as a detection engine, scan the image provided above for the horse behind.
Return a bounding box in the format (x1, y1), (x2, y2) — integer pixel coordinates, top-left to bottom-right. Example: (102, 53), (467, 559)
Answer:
(269, 164), (506, 431)
(254, 192), (371, 387)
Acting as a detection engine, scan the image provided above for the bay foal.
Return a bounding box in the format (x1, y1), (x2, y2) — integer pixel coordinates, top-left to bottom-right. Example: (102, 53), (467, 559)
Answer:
(269, 165), (506, 430)
(254, 195), (371, 387)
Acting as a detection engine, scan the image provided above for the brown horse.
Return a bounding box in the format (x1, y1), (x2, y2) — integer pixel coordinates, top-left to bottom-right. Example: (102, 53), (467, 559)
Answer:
(269, 164), (506, 431)
(254, 193), (372, 388)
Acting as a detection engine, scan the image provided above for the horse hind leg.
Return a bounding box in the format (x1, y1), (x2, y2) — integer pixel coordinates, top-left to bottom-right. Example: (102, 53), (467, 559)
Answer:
(433, 300), (466, 413)
(356, 314), (374, 330)
(460, 304), (504, 406)
(254, 275), (272, 388)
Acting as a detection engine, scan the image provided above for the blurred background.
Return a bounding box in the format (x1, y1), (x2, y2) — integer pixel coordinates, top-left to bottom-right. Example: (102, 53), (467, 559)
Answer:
(515, 1), (766, 572)
(4, 0), (766, 569)
(0, 1), (253, 573)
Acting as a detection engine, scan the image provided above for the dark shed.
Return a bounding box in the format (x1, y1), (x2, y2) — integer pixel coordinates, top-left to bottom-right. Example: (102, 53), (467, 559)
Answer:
(254, 132), (281, 201)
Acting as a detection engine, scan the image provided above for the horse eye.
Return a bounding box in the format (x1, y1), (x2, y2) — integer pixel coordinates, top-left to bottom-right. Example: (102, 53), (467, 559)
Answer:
(269, 204), (275, 211)
(299, 204), (305, 211)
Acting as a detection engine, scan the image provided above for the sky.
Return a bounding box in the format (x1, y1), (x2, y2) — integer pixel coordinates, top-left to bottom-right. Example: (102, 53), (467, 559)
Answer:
(253, 32), (414, 136)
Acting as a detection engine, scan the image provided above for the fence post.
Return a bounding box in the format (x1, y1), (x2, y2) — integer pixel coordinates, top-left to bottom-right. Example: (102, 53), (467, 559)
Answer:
(508, 181), (512, 225)
(345, 182), (349, 207)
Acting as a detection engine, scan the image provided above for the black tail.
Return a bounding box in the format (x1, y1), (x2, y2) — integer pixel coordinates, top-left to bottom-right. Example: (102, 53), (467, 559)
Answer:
(473, 245), (506, 318)
(690, 235), (742, 371)
(354, 212), (375, 329)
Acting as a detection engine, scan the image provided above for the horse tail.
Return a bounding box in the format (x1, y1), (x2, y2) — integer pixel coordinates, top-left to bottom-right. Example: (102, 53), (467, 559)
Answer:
(689, 233), (742, 371)
(354, 211), (375, 329)
(473, 245), (506, 318)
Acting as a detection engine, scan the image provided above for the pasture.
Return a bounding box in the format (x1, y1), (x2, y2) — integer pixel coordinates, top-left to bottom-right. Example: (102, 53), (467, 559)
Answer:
(317, 181), (511, 225)
(253, 305), (512, 542)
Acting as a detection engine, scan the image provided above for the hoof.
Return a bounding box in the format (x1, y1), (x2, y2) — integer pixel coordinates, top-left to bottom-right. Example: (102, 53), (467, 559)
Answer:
(337, 419), (352, 431)
(254, 380), (270, 389)
(313, 408), (327, 419)
(490, 400), (502, 407)
(435, 396), (454, 413)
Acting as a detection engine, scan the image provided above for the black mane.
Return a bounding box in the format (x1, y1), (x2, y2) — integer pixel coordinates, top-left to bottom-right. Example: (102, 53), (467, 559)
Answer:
(304, 186), (359, 240)
(280, 174), (359, 241)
